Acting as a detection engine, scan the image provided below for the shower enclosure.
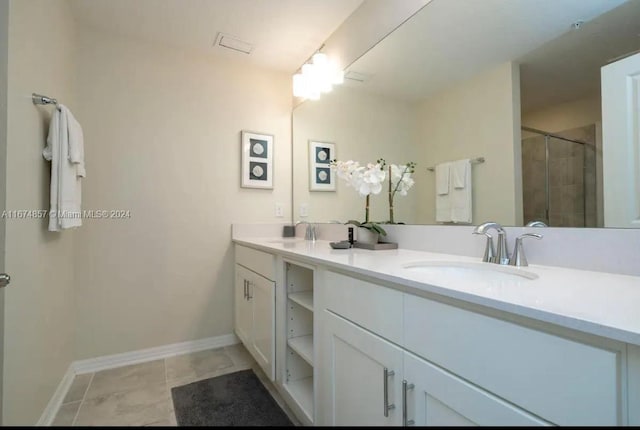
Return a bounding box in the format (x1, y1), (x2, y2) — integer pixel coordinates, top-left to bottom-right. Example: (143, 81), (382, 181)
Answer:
(521, 125), (599, 227)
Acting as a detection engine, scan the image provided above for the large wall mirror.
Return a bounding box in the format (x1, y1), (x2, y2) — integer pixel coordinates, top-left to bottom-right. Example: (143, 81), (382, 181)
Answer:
(292, 0), (640, 228)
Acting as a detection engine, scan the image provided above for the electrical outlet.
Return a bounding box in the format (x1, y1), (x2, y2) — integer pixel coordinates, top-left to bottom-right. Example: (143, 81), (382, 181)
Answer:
(299, 203), (309, 217)
(275, 203), (284, 217)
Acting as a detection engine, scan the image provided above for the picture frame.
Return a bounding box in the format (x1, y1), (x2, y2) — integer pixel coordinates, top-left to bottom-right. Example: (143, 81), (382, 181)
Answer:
(241, 131), (274, 189)
(309, 140), (336, 191)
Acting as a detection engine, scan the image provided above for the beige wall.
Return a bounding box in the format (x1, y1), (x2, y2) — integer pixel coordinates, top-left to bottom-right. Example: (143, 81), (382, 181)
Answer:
(73, 27), (292, 359)
(522, 94), (601, 135)
(293, 86), (419, 224)
(4, 0), (77, 424)
(415, 62), (522, 226)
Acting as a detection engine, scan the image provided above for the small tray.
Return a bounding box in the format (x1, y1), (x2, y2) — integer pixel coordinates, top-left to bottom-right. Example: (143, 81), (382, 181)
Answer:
(353, 241), (398, 250)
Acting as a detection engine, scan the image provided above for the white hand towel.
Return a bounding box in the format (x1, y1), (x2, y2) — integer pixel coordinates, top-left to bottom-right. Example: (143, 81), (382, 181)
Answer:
(451, 159), (472, 223)
(452, 158), (469, 189)
(435, 162), (450, 195)
(43, 104), (85, 231)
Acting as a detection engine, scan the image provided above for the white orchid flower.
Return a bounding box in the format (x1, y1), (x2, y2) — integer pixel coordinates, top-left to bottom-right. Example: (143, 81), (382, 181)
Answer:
(356, 163), (385, 196)
(390, 164), (415, 197)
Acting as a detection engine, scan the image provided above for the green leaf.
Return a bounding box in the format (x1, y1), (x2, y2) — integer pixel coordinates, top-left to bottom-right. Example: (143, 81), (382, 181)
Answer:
(360, 222), (387, 236)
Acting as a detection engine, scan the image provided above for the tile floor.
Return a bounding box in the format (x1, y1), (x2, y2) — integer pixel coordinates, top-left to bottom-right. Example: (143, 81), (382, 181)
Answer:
(51, 344), (299, 426)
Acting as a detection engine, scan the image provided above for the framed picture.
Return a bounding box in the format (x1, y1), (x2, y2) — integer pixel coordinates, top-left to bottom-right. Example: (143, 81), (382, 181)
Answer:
(309, 140), (336, 191)
(241, 131), (273, 189)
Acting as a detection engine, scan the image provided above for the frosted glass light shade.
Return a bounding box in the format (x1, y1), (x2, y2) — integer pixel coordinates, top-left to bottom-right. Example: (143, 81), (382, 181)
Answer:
(293, 53), (344, 100)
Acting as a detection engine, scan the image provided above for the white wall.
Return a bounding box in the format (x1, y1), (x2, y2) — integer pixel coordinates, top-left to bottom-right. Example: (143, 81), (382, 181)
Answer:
(293, 85), (419, 224)
(415, 62), (522, 226)
(4, 0), (77, 424)
(73, 27), (292, 359)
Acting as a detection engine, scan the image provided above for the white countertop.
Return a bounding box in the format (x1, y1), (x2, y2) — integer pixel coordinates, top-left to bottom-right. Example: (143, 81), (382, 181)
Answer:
(234, 237), (640, 346)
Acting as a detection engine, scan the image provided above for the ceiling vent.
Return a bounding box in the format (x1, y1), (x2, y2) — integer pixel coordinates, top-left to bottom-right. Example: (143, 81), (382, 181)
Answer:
(214, 32), (253, 54)
(344, 70), (372, 83)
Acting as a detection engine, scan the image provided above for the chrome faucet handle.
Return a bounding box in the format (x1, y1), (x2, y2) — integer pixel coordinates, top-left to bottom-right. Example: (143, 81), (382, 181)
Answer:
(526, 220), (548, 227)
(472, 231), (495, 263)
(509, 233), (543, 267)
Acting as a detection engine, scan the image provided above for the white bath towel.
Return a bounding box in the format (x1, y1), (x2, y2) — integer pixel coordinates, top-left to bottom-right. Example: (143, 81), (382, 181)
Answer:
(43, 105), (85, 231)
(435, 162), (452, 222)
(451, 158), (468, 189)
(435, 162), (450, 195)
(450, 159), (472, 223)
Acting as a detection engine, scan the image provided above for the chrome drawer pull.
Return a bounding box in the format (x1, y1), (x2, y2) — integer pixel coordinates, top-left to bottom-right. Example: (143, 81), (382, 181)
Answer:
(383, 367), (395, 417)
(402, 380), (415, 426)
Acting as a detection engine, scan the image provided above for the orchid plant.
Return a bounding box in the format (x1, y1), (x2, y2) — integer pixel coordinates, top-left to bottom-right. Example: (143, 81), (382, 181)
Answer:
(378, 159), (417, 224)
(330, 160), (387, 236)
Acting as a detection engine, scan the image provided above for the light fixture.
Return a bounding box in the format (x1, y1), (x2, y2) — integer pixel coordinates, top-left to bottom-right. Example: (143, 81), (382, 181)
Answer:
(293, 51), (344, 100)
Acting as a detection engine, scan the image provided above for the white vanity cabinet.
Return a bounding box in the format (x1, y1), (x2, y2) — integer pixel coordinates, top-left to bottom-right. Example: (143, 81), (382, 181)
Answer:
(234, 265), (253, 345)
(232, 241), (638, 427)
(234, 245), (276, 380)
(404, 294), (621, 426)
(403, 351), (548, 426)
(319, 310), (403, 426)
(316, 269), (626, 427)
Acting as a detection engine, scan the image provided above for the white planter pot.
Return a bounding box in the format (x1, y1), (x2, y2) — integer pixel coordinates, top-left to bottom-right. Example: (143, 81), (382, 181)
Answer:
(357, 227), (379, 245)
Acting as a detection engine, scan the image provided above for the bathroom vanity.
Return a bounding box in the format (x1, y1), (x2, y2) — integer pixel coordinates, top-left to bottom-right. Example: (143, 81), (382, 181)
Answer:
(233, 237), (640, 426)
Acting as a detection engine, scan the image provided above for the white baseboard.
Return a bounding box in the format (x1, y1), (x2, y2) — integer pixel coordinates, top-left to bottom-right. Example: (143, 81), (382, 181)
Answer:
(36, 365), (76, 426)
(37, 333), (239, 425)
(72, 333), (239, 375)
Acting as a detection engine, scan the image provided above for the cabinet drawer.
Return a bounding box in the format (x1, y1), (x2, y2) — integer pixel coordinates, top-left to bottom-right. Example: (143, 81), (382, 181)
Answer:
(323, 271), (402, 344)
(404, 294), (621, 426)
(235, 245), (275, 281)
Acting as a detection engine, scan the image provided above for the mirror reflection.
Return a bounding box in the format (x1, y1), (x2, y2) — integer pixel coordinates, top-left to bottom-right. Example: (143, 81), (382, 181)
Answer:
(292, 0), (640, 228)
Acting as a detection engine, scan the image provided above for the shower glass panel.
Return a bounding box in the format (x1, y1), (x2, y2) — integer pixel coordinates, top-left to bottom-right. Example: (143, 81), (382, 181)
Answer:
(521, 125), (597, 228)
(548, 136), (585, 227)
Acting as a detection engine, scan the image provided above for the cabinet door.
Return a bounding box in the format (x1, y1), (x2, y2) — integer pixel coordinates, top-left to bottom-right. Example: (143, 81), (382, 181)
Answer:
(318, 310), (403, 426)
(234, 265), (253, 346)
(403, 352), (548, 426)
(248, 272), (275, 380)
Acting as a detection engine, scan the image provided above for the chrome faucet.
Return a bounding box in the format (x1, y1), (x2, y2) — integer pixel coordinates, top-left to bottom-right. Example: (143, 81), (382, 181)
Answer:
(525, 220), (548, 227)
(295, 221), (317, 241)
(472, 222), (508, 264)
(509, 233), (543, 267)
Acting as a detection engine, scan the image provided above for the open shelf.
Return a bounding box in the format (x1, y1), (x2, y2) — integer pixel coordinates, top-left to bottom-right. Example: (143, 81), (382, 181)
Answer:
(284, 376), (314, 421)
(285, 261), (315, 423)
(287, 335), (313, 366)
(288, 291), (313, 312)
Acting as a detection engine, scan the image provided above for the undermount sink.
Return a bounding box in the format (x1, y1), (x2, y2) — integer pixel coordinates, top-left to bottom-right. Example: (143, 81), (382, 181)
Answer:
(402, 261), (538, 281)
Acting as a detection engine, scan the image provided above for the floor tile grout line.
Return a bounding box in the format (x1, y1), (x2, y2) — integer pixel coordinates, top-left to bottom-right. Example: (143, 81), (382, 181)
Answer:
(71, 372), (95, 427)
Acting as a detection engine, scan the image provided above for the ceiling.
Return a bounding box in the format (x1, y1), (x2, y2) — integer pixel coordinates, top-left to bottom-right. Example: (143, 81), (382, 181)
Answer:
(70, 0), (363, 73)
(518, 0), (640, 113)
(344, 0), (627, 104)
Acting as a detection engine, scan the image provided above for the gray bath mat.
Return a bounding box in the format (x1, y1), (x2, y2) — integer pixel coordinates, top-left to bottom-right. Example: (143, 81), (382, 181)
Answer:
(171, 369), (294, 427)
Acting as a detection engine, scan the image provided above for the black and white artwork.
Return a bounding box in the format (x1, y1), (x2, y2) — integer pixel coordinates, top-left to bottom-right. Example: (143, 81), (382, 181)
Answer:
(249, 138), (268, 158)
(309, 140), (335, 191)
(241, 131), (273, 189)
